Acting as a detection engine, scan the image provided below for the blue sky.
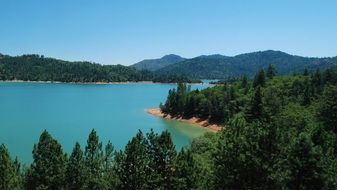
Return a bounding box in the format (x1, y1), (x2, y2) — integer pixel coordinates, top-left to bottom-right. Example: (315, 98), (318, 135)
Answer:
(1, 0), (337, 65)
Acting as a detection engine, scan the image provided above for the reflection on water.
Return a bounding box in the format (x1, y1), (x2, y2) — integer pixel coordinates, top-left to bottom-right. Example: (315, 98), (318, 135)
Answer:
(157, 119), (210, 149)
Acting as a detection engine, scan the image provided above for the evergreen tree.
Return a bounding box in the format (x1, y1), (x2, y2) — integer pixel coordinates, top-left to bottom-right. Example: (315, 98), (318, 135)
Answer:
(183, 95), (195, 118)
(197, 95), (209, 119)
(0, 144), (22, 190)
(174, 148), (198, 190)
(163, 89), (178, 115)
(103, 141), (117, 190)
(286, 133), (324, 189)
(84, 129), (103, 189)
(146, 130), (177, 190)
(303, 68), (309, 76)
(246, 86), (264, 121)
(318, 85), (337, 133)
(115, 130), (150, 190)
(266, 64), (277, 79)
(302, 79), (311, 106)
(176, 83), (188, 115)
(208, 94), (224, 123)
(263, 86), (282, 119)
(12, 157), (22, 189)
(323, 68), (333, 85)
(26, 130), (66, 190)
(253, 69), (266, 88)
(241, 75), (248, 88)
(66, 142), (86, 190)
(312, 68), (323, 94)
(213, 114), (264, 189)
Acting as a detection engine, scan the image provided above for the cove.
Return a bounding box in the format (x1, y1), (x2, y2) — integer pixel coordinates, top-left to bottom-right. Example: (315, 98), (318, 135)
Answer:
(0, 82), (210, 163)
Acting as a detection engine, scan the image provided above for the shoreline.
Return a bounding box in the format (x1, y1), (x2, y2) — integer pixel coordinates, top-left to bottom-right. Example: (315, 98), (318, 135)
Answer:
(0, 80), (203, 85)
(146, 108), (222, 133)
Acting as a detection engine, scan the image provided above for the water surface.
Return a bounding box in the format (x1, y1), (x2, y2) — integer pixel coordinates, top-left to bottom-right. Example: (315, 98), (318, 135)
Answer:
(0, 82), (210, 163)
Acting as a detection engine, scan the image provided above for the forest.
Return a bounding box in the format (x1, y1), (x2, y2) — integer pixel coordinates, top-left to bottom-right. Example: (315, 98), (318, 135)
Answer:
(1, 65), (337, 189)
(159, 65), (337, 189)
(156, 50), (337, 79)
(0, 54), (199, 83)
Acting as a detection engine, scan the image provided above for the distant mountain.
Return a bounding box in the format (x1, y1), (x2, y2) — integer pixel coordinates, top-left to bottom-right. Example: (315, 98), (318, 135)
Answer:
(156, 50), (337, 79)
(0, 54), (197, 83)
(131, 54), (185, 71)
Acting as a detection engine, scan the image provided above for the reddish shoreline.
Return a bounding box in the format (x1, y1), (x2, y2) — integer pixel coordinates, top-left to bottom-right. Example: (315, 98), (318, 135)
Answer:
(146, 108), (222, 133)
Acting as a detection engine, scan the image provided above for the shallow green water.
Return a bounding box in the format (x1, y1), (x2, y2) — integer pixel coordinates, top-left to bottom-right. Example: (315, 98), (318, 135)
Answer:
(0, 82), (210, 163)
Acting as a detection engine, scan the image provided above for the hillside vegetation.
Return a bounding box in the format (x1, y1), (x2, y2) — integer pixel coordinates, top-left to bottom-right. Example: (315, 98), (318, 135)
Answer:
(131, 54), (185, 71)
(156, 50), (337, 79)
(0, 54), (197, 83)
(158, 67), (337, 189)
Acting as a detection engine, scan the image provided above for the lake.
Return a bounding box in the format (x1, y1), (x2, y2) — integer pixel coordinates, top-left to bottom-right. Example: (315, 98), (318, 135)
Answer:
(0, 82), (211, 163)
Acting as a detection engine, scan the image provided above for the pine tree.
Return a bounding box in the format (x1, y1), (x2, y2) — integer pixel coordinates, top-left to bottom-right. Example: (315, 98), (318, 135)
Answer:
(84, 129), (103, 189)
(0, 144), (22, 190)
(263, 86), (282, 119)
(208, 94), (224, 123)
(241, 75), (248, 88)
(183, 95), (195, 118)
(164, 89), (178, 115)
(174, 148), (198, 190)
(146, 130), (177, 190)
(66, 142), (85, 190)
(26, 130), (66, 190)
(323, 68), (333, 85)
(176, 83), (188, 115)
(103, 141), (117, 189)
(312, 68), (323, 94)
(246, 86), (264, 121)
(302, 79), (311, 106)
(318, 85), (337, 133)
(116, 130), (150, 190)
(213, 114), (248, 189)
(253, 69), (266, 88)
(286, 133), (324, 189)
(213, 114), (272, 189)
(266, 64), (277, 79)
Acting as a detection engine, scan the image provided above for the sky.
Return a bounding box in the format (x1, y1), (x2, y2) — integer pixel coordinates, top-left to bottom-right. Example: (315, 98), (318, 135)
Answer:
(1, 0), (337, 65)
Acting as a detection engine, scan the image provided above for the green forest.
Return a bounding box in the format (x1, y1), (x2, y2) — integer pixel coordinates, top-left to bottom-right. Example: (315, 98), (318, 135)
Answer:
(1, 66), (337, 189)
(0, 54), (199, 83)
(159, 65), (337, 189)
(156, 50), (337, 79)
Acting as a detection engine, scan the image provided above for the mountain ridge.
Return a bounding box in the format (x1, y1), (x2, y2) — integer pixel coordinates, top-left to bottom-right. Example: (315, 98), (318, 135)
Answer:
(155, 50), (337, 79)
(131, 54), (185, 71)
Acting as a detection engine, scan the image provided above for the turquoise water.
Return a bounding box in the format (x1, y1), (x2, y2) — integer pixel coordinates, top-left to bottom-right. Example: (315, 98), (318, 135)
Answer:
(0, 82), (210, 163)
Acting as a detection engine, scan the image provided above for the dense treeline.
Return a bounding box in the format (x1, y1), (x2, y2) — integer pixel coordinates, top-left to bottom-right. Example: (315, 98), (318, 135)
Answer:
(0, 54), (200, 83)
(159, 66), (337, 189)
(1, 129), (198, 190)
(161, 65), (336, 123)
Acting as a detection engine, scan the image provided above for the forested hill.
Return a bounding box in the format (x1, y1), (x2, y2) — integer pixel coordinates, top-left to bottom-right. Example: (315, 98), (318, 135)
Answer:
(0, 54), (198, 83)
(158, 67), (337, 188)
(131, 54), (185, 71)
(156, 50), (337, 79)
